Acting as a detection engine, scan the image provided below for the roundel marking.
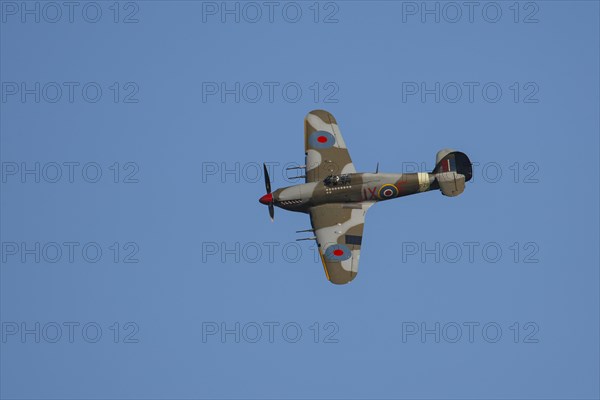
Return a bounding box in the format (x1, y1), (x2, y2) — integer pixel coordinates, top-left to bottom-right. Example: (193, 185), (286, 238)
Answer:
(309, 131), (336, 149)
(324, 244), (352, 262)
(378, 184), (399, 199)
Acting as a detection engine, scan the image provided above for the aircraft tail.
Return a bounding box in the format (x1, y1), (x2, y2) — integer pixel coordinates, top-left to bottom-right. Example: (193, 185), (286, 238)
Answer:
(432, 149), (472, 197)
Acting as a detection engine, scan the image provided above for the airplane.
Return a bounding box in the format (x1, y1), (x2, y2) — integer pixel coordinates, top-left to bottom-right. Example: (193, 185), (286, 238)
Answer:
(259, 110), (472, 285)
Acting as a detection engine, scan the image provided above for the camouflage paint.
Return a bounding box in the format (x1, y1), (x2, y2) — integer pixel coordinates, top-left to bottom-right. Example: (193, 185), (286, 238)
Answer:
(260, 110), (472, 285)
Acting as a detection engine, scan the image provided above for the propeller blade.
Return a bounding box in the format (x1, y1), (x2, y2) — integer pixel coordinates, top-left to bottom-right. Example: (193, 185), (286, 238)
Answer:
(268, 203), (275, 221)
(263, 163), (271, 194)
(262, 163), (274, 221)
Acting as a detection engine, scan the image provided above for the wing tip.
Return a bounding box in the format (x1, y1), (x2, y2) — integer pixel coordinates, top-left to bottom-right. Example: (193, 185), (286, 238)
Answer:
(328, 272), (358, 285)
(305, 109), (336, 123)
(319, 251), (358, 285)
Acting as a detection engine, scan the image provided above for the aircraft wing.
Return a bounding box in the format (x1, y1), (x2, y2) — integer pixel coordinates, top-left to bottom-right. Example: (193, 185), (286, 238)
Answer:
(304, 110), (356, 183)
(309, 202), (373, 284)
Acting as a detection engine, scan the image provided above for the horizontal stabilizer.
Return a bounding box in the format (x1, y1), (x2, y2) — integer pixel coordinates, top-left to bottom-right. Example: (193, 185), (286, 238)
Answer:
(436, 171), (465, 197)
(432, 149), (472, 197)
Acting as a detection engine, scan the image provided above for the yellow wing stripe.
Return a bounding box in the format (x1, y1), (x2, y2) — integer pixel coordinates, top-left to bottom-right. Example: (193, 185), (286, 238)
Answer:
(319, 251), (330, 281)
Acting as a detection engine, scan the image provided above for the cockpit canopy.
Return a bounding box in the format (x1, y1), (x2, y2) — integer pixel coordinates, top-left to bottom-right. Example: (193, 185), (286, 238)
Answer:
(324, 174), (351, 186)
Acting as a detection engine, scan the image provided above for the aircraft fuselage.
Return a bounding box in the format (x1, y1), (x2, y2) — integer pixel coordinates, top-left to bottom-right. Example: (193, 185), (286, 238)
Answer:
(265, 172), (439, 213)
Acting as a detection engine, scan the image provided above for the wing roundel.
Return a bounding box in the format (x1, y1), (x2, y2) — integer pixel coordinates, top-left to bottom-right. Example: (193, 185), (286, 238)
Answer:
(304, 110), (356, 183)
(309, 202), (373, 285)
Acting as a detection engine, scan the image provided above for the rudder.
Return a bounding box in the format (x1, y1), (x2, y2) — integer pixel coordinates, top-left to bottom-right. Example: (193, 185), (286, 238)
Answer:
(432, 149), (472, 197)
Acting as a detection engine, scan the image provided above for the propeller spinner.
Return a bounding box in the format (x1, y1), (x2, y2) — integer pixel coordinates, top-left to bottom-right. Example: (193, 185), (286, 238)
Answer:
(258, 163), (275, 221)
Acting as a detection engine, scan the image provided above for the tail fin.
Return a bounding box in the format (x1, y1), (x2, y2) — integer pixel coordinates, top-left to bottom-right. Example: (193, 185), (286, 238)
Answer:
(432, 149), (472, 197)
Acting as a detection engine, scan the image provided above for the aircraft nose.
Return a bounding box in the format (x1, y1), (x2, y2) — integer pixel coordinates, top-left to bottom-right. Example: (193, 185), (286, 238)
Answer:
(259, 193), (273, 205)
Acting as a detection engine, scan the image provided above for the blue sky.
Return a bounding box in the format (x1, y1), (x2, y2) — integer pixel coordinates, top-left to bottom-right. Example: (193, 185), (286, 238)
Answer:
(1, 1), (599, 399)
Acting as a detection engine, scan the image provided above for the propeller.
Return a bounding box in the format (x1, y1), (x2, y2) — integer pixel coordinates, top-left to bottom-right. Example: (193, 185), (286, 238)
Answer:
(259, 163), (275, 221)
(263, 163), (271, 194)
(268, 203), (274, 221)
